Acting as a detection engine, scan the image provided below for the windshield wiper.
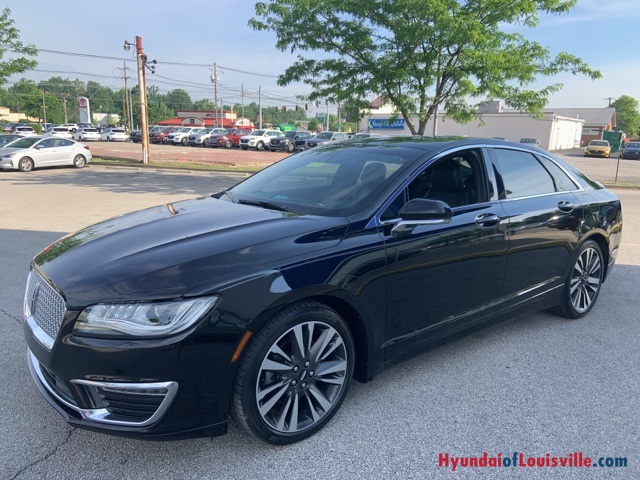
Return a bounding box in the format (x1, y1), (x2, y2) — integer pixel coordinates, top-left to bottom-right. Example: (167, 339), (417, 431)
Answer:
(237, 199), (296, 213)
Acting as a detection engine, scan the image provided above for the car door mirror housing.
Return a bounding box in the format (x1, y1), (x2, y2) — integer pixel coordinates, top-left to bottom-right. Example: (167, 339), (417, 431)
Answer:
(392, 199), (453, 237)
(398, 198), (453, 221)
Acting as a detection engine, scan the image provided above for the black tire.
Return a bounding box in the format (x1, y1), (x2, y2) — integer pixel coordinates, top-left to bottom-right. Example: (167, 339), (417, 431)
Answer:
(232, 301), (354, 445)
(73, 155), (86, 168)
(182, 137), (188, 145)
(550, 240), (604, 319)
(287, 142), (295, 153)
(241, 146), (248, 150)
(225, 140), (232, 149)
(18, 157), (34, 172)
(256, 141), (265, 151)
(107, 137), (111, 142)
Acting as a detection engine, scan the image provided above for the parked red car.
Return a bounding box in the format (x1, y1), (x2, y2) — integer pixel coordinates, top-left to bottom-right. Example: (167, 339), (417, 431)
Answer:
(210, 128), (253, 148)
(150, 126), (180, 144)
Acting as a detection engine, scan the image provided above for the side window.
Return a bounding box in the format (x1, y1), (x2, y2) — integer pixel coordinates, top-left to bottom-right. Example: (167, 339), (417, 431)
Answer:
(537, 156), (578, 192)
(493, 149), (555, 199)
(40, 139), (55, 148)
(57, 139), (73, 147)
(380, 148), (486, 220)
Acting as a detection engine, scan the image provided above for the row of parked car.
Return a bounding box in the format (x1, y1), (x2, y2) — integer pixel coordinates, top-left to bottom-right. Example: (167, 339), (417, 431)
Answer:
(138, 125), (358, 152)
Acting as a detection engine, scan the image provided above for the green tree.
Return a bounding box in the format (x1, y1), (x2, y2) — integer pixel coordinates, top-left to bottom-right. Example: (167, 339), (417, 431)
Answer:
(611, 95), (640, 137)
(250, 0), (601, 135)
(0, 8), (37, 87)
(307, 117), (320, 132)
(165, 89), (192, 111)
(7, 79), (42, 120)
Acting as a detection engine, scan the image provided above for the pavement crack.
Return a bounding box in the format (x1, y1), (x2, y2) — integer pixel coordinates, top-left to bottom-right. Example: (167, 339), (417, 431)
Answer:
(0, 307), (22, 325)
(10, 427), (76, 480)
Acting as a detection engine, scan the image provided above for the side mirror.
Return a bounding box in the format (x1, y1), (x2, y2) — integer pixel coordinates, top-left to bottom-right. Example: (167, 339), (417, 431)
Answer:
(392, 198), (453, 237)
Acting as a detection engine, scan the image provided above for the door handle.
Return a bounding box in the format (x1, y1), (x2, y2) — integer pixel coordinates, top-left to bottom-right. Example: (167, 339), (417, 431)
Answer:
(475, 213), (500, 227)
(557, 201), (574, 212)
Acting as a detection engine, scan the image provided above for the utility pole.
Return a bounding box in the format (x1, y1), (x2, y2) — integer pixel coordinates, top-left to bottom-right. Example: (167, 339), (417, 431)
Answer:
(42, 91), (47, 127)
(605, 97), (615, 108)
(259, 86), (263, 129)
(241, 83), (245, 127)
(212, 63), (218, 128)
(125, 36), (151, 163)
(63, 97), (68, 124)
(326, 100), (329, 132)
(121, 60), (131, 132)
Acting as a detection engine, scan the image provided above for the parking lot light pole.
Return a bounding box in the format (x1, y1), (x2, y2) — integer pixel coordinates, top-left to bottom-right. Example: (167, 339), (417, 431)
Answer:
(124, 37), (150, 163)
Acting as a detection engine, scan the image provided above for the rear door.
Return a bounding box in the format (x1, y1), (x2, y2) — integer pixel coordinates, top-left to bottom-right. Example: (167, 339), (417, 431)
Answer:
(488, 147), (583, 315)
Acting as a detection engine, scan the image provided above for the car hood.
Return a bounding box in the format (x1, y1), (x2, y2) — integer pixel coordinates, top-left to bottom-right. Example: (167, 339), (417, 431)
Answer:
(34, 197), (348, 308)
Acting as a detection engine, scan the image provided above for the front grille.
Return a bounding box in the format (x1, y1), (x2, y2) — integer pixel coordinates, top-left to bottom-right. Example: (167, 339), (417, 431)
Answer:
(24, 270), (66, 349)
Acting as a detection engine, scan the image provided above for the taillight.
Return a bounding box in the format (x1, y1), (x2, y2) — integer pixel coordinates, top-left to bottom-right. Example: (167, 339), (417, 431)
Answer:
(84, 146), (90, 151)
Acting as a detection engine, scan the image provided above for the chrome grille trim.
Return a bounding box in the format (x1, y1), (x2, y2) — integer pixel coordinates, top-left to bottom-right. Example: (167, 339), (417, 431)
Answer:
(24, 270), (66, 351)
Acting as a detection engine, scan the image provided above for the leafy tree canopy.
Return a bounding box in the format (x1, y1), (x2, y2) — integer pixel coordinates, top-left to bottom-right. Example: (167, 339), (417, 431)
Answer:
(0, 8), (37, 87)
(250, 0), (601, 135)
(611, 95), (640, 137)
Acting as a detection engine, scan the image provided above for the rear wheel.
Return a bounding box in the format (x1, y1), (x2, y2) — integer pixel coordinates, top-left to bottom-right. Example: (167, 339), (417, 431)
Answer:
(73, 155), (86, 168)
(232, 301), (354, 445)
(18, 157), (34, 172)
(550, 240), (603, 319)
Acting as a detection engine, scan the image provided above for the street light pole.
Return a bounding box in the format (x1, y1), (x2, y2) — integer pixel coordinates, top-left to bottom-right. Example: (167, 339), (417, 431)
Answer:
(42, 91), (47, 128)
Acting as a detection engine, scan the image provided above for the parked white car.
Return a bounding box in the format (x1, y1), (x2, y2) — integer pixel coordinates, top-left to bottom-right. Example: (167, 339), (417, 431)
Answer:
(12, 125), (37, 136)
(239, 129), (282, 151)
(0, 136), (92, 172)
(73, 127), (101, 142)
(166, 127), (201, 145)
(43, 126), (73, 139)
(100, 127), (129, 142)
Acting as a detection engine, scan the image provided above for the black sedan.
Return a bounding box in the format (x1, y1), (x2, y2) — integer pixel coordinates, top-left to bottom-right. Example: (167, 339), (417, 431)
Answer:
(23, 137), (622, 444)
(619, 141), (640, 160)
(269, 131), (312, 152)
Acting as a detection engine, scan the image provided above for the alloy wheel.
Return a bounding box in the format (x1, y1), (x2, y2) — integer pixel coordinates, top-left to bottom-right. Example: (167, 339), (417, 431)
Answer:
(569, 246), (602, 313)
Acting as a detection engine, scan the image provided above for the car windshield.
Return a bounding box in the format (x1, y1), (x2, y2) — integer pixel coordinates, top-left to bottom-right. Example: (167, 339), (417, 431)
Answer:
(112, 129), (125, 133)
(315, 132), (333, 140)
(6, 137), (40, 148)
(520, 138), (537, 143)
(589, 141), (608, 146)
(283, 131), (297, 138)
(226, 144), (423, 216)
(625, 142), (640, 148)
(83, 128), (98, 133)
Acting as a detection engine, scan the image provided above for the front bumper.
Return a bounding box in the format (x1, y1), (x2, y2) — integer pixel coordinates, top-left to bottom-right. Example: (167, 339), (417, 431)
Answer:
(0, 157), (17, 170)
(585, 149), (609, 157)
(23, 270), (240, 439)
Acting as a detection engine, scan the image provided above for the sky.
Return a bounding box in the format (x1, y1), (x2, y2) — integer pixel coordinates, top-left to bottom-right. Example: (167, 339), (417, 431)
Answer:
(3, 0), (640, 116)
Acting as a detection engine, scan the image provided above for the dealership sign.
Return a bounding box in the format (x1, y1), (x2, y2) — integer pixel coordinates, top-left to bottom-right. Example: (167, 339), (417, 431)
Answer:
(368, 118), (405, 129)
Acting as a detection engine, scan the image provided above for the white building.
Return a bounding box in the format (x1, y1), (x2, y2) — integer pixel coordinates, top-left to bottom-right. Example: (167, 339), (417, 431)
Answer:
(358, 99), (586, 150)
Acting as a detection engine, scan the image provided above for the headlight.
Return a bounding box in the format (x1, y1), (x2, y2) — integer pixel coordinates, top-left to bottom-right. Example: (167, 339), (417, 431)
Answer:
(74, 296), (219, 338)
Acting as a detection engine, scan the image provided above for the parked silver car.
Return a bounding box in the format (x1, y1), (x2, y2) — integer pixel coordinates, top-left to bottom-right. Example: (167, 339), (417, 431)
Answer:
(0, 136), (92, 172)
(305, 131), (350, 148)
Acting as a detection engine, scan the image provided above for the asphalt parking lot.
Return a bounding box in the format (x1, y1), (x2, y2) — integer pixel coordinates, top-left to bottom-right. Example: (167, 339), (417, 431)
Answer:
(1, 167), (639, 479)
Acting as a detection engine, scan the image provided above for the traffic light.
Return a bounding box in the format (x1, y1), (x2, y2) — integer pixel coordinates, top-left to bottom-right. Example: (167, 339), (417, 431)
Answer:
(283, 106), (287, 112)
(305, 103), (308, 111)
(295, 105), (299, 111)
(275, 106), (279, 112)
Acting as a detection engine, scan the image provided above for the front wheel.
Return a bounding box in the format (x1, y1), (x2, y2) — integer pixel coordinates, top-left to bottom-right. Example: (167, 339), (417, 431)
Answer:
(18, 157), (34, 172)
(225, 140), (232, 149)
(256, 141), (265, 151)
(241, 146), (248, 150)
(232, 301), (354, 445)
(182, 138), (188, 145)
(550, 240), (604, 319)
(287, 142), (295, 153)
